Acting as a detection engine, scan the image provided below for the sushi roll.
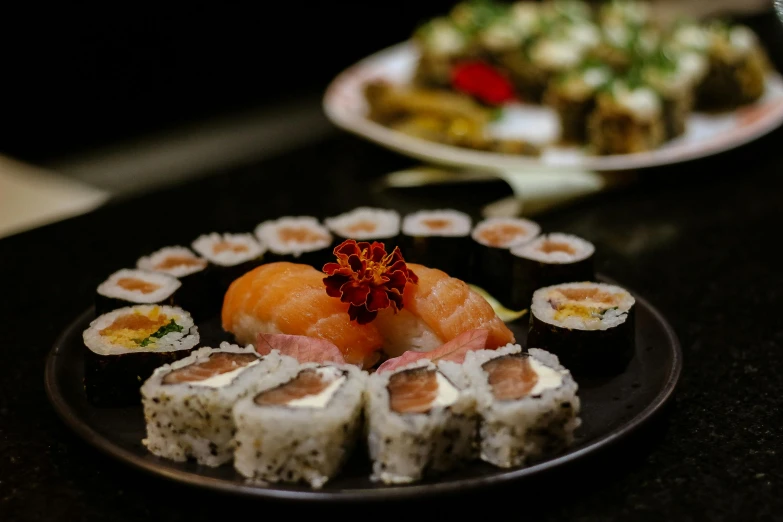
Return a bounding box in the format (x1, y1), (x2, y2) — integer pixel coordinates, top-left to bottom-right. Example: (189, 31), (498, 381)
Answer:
(137, 246), (214, 321)
(695, 23), (768, 111)
(82, 305), (199, 406)
(141, 343), (293, 466)
(401, 209), (472, 281)
(544, 64), (613, 143)
(463, 344), (580, 468)
(592, 23), (660, 73)
(412, 17), (471, 89)
(232, 363), (366, 489)
(508, 233), (595, 311)
(597, 0), (651, 29)
(95, 268), (181, 316)
(191, 232), (266, 297)
(587, 78), (665, 155)
(365, 360), (477, 484)
(470, 217), (541, 307)
(527, 282), (635, 377)
(324, 207), (401, 251)
(254, 216), (333, 269)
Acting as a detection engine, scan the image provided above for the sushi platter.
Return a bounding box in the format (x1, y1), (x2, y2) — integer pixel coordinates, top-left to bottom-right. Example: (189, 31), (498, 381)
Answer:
(323, 1), (783, 172)
(45, 208), (681, 500)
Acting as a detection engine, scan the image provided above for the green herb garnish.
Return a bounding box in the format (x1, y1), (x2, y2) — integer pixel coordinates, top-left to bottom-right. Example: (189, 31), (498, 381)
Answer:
(135, 320), (183, 348)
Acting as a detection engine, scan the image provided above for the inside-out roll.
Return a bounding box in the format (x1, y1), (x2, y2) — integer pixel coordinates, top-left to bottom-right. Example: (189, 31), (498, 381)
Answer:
(141, 343), (292, 466)
(463, 344), (581, 468)
(232, 363), (365, 489)
(365, 361), (477, 484)
(82, 305), (199, 406)
(527, 282), (635, 377)
(509, 233), (595, 310)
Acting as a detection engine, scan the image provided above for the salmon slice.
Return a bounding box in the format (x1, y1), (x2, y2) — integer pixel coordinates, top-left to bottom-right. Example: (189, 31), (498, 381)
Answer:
(482, 355), (539, 401)
(222, 262), (383, 368)
(387, 368), (438, 414)
(162, 353), (258, 385)
(400, 264), (514, 349)
(100, 312), (169, 337)
(254, 369), (334, 406)
(478, 224), (528, 247)
(155, 255), (207, 270)
(116, 278), (160, 294)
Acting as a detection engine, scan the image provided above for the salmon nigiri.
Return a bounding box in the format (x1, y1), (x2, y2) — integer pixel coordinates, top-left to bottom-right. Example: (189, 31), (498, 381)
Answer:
(222, 262), (383, 368)
(374, 263), (515, 357)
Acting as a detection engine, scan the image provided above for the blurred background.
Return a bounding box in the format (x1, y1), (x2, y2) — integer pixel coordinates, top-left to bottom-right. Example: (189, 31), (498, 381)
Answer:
(0, 0), (780, 237)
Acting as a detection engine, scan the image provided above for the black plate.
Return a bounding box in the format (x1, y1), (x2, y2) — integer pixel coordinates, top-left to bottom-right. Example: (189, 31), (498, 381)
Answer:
(45, 278), (681, 501)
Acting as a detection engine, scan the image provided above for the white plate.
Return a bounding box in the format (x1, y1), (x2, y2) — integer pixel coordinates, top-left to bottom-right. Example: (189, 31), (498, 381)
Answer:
(324, 41), (783, 172)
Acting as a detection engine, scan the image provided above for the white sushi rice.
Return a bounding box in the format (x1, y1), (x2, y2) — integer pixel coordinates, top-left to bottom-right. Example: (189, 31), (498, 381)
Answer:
(254, 216), (332, 257)
(141, 344), (292, 467)
(374, 308), (443, 358)
(365, 360), (477, 484)
(402, 209), (472, 237)
(137, 246), (207, 278)
(511, 233), (595, 264)
(324, 207), (400, 241)
(82, 305), (199, 356)
(191, 232), (266, 267)
(471, 217), (541, 249)
(463, 344), (581, 468)
(97, 268), (181, 304)
(233, 362), (366, 489)
(531, 282), (635, 331)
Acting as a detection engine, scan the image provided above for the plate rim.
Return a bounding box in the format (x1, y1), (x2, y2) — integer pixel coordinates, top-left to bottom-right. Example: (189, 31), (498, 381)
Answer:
(44, 279), (682, 502)
(323, 40), (783, 172)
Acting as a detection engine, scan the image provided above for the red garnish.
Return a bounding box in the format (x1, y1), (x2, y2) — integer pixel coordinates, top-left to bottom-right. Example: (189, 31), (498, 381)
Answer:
(256, 333), (347, 365)
(323, 240), (418, 325)
(451, 61), (516, 106)
(376, 329), (489, 373)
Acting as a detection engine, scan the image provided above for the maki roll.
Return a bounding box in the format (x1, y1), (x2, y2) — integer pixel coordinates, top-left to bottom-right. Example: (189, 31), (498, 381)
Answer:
(365, 361), (477, 484)
(191, 232), (266, 297)
(412, 17), (471, 89)
(544, 64), (613, 143)
(137, 246), (213, 321)
(401, 209), (472, 281)
(463, 344), (580, 468)
(141, 343), (293, 466)
(592, 22), (660, 74)
(527, 282), (635, 378)
(82, 305), (199, 406)
(232, 363), (366, 489)
(470, 217), (540, 306)
(96, 268), (181, 316)
(324, 207), (401, 251)
(509, 233), (595, 310)
(255, 216), (333, 268)
(587, 78), (665, 155)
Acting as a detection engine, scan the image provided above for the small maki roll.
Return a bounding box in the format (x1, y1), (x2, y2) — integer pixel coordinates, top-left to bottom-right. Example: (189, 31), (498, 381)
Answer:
(471, 217), (541, 306)
(587, 78), (665, 155)
(509, 233), (595, 310)
(254, 216), (333, 268)
(402, 209), (472, 281)
(82, 305), (199, 406)
(141, 343), (293, 466)
(96, 268), (181, 316)
(137, 246), (213, 321)
(544, 64), (613, 143)
(527, 282), (635, 378)
(365, 361), (477, 484)
(191, 232), (266, 297)
(324, 207), (401, 251)
(463, 344), (581, 468)
(233, 363), (365, 489)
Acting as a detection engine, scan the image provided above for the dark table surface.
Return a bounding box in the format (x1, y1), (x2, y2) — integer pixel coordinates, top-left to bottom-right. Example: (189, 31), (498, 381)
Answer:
(2, 126), (783, 521)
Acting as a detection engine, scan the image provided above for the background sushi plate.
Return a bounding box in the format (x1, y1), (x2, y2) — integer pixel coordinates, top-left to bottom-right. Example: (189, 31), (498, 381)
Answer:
(324, 42), (783, 173)
(44, 277), (682, 501)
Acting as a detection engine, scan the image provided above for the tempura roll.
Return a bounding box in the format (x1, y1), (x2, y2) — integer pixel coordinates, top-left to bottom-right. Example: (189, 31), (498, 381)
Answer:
(254, 216), (333, 269)
(232, 363), (366, 489)
(141, 343), (293, 466)
(527, 282), (636, 377)
(509, 233), (595, 310)
(463, 344), (581, 468)
(365, 361), (477, 484)
(471, 217), (541, 305)
(82, 305), (199, 407)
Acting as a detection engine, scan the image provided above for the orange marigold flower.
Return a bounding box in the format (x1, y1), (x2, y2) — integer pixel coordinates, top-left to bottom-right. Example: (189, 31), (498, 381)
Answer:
(323, 239), (418, 324)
